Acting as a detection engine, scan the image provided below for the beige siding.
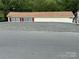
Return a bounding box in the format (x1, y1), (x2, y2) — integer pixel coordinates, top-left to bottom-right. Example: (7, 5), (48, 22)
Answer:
(34, 18), (72, 23)
(8, 17), (10, 22)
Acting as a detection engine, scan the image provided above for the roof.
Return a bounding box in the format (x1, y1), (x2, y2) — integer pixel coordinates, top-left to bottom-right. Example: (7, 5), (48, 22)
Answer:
(7, 11), (74, 18)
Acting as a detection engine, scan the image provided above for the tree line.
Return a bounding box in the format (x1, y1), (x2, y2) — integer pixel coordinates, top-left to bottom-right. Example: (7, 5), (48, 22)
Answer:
(0, 0), (79, 20)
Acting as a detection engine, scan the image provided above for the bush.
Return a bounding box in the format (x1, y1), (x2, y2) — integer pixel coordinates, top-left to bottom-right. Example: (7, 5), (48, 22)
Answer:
(0, 17), (6, 22)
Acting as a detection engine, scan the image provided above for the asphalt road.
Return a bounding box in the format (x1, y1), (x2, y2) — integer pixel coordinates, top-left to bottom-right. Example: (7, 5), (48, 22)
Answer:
(0, 31), (79, 59)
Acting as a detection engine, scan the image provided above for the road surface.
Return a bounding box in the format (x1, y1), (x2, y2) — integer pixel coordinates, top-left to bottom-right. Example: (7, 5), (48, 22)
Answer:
(0, 31), (79, 59)
(0, 22), (79, 32)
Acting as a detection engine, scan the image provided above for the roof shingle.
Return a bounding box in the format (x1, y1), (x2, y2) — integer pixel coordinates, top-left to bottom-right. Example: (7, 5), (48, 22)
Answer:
(7, 12), (74, 18)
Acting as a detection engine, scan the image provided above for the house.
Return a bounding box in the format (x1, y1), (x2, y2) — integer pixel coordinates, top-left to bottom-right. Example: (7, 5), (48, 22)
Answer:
(7, 11), (74, 23)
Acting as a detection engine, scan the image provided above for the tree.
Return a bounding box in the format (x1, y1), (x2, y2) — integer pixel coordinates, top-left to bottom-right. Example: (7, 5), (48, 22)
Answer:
(45, 0), (61, 11)
(0, 0), (79, 20)
(1, 0), (12, 20)
(32, 0), (48, 11)
(1, 0), (31, 20)
(56, 0), (79, 13)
